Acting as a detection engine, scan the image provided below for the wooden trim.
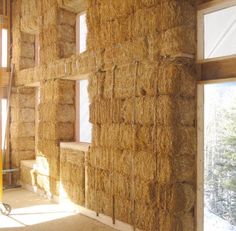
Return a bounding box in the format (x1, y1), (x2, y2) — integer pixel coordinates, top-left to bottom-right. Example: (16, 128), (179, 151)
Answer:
(197, 84), (204, 231)
(201, 56), (236, 81)
(198, 0), (236, 12)
(198, 77), (236, 85)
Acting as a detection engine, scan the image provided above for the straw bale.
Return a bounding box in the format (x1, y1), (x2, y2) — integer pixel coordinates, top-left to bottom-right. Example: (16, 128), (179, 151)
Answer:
(135, 203), (158, 231)
(100, 124), (120, 148)
(115, 198), (132, 224)
(88, 147), (111, 170)
(11, 137), (35, 151)
(157, 64), (181, 95)
(55, 80), (75, 104)
(12, 150), (35, 167)
(161, 1), (195, 31)
(157, 183), (195, 215)
(37, 140), (59, 159)
(134, 151), (156, 180)
(181, 212), (194, 231)
(86, 188), (96, 211)
(119, 124), (133, 149)
(137, 65), (156, 96)
(156, 95), (176, 126)
(20, 58), (35, 70)
(160, 25), (195, 56)
(113, 149), (131, 175)
(132, 6), (161, 38)
(177, 127), (196, 156)
(11, 122), (35, 138)
(156, 126), (177, 156)
(173, 154), (195, 183)
(85, 166), (96, 191)
(180, 66), (196, 97)
(58, 8), (76, 27)
(58, 25), (75, 43)
(21, 43), (35, 59)
(20, 164), (37, 186)
(96, 169), (110, 194)
(92, 124), (101, 146)
(49, 156), (60, 178)
(177, 98), (196, 126)
(97, 190), (112, 216)
(114, 173), (131, 200)
(11, 108), (35, 122)
(57, 0), (87, 13)
(21, 32), (35, 43)
(21, 0), (41, 33)
(136, 97), (155, 124)
(136, 125), (153, 151)
(59, 42), (76, 58)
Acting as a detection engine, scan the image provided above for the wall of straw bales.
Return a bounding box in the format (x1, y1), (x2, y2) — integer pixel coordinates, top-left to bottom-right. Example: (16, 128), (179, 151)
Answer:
(60, 147), (86, 206)
(10, 87), (36, 183)
(11, 0), (197, 230)
(36, 79), (75, 196)
(86, 0), (197, 230)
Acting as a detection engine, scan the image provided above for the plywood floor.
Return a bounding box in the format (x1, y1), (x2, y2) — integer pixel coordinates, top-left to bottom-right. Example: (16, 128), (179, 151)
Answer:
(0, 188), (117, 231)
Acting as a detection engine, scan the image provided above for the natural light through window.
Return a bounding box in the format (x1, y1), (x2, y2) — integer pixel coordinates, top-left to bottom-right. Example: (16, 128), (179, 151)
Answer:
(2, 29), (8, 67)
(79, 80), (91, 143)
(77, 12), (87, 54)
(204, 82), (236, 231)
(204, 5), (236, 59)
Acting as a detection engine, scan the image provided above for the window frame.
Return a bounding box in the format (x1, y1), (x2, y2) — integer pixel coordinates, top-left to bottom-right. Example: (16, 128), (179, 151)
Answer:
(197, 0), (236, 63)
(75, 78), (91, 144)
(197, 1), (236, 231)
(76, 11), (87, 54)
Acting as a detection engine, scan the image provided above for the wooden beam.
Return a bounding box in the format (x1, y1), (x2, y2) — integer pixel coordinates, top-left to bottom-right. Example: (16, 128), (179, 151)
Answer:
(201, 56), (236, 81)
(0, 68), (9, 87)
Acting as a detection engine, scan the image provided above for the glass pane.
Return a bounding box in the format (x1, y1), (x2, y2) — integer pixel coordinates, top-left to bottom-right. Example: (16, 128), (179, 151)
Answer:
(204, 82), (236, 231)
(80, 80), (91, 143)
(79, 13), (87, 54)
(2, 29), (8, 67)
(204, 5), (236, 59)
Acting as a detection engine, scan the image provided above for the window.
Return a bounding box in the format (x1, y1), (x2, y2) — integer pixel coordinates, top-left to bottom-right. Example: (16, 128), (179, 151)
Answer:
(198, 83), (236, 231)
(198, 1), (236, 61)
(75, 79), (91, 143)
(1, 28), (8, 68)
(76, 12), (88, 54)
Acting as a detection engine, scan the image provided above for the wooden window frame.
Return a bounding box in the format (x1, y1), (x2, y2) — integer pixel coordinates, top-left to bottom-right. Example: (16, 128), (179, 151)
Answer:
(76, 11), (87, 54)
(197, 0), (236, 82)
(197, 1), (236, 230)
(75, 78), (91, 145)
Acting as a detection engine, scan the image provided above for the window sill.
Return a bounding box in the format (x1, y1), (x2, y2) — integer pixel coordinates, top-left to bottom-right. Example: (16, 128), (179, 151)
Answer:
(60, 142), (90, 152)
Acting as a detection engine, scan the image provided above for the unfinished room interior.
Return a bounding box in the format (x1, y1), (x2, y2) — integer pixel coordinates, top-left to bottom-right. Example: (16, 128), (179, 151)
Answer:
(1, 0), (236, 230)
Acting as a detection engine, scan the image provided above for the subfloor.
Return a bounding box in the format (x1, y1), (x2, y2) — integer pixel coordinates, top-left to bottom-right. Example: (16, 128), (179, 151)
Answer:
(0, 188), (117, 231)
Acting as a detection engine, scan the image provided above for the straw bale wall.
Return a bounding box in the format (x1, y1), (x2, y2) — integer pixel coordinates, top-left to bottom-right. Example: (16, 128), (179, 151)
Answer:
(36, 79), (75, 195)
(10, 87), (36, 183)
(60, 147), (86, 206)
(86, 0), (197, 230)
(11, 0), (197, 230)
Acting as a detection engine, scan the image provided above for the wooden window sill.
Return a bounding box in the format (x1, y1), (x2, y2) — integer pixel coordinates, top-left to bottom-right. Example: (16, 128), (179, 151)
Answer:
(60, 142), (90, 152)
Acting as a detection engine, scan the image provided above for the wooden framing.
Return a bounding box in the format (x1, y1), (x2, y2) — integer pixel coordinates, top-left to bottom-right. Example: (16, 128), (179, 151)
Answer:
(197, 1), (236, 230)
(196, 84), (204, 231)
(198, 0), (236, 82)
